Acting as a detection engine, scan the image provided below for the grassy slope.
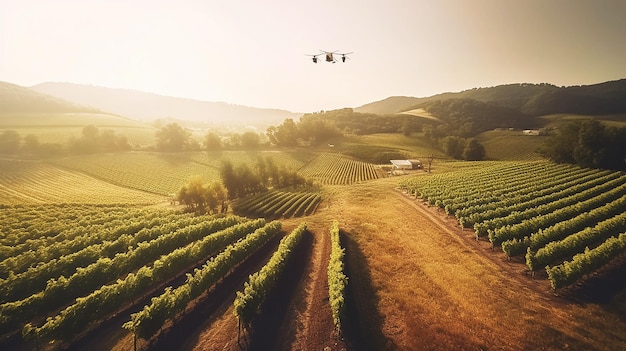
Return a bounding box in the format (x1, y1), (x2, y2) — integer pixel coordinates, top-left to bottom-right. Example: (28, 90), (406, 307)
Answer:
(312, 178), (626, 351)
(0, 112), (157, 145)
(539, 113), (626, 128)
(0, 159), (165, 204)
(324, 133), (445, 164)
(477, 130), (547, 161)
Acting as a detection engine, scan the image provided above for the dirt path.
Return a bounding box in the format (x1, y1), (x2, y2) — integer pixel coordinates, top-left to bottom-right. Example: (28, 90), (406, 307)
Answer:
(162, 219), (342, 351)
(331, 179), (626, 351)
(290, 221), (340, 350)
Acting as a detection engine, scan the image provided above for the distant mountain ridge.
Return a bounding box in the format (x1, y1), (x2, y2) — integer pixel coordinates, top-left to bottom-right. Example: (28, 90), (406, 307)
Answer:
(30, 82), (300, 129)
(355, 79), (626, 116)
(0, 81), (99, 114)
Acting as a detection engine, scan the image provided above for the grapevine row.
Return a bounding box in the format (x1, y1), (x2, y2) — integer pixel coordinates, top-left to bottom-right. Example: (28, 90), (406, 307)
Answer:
(481, 173), (626, 241)
(2, 216), (254, 336)
(299, 153), (378, 185)
(0, 213), (211, 303)
(233, 222), (307, 327)
(234, 190), (322, 218)
(546, 233), (626, 290)
(25, 219), (267, 343)
(460, 169), (616, 229)
(328, 220), (348, 331)
(124, 221), (282, 340)
(400, 161), (626, 288)
(500, 183), (626, 256)
(526, 211), (626, 271)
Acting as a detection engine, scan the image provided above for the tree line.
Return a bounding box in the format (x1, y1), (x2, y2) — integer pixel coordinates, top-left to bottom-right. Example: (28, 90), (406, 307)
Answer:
(0, 125), (130, 157)
(541, 119), (626, 170)
(176, 156), (312, 213)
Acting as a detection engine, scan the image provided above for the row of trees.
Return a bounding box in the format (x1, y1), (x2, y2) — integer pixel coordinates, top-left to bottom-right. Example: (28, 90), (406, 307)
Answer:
(0, 123), (267, 157)
(266, 116), (341, 147)
(540, 119), (626, 170)
(219, 158), (310, 199)
(176, 177), (228, 214)
(295, 108), (424, 136)
(433, 134), (486, 161)
(155, 123), (266, 152)
(0, 126), (130, 157)
(177, 156), (311, 212)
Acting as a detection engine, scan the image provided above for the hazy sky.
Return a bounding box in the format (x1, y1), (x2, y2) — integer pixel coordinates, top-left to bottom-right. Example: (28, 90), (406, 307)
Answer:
(1, 0), (625, 112)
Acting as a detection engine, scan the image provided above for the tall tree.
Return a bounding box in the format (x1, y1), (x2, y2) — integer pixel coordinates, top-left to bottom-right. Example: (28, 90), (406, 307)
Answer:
(266, 118), (298, 147)
(442, 136), (465, 159)
(204, 132), (222, 151)
(463, 138), (486, 161)
(542, 120), (626, 170)
(155, 123), (191, 152)
(0, 130), (21, 154)
(240, 131), (261, 149)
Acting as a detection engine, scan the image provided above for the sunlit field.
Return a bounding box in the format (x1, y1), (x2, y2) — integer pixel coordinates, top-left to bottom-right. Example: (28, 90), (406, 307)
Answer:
(0, 113), (157, 145)
(1, 105), (626, 350)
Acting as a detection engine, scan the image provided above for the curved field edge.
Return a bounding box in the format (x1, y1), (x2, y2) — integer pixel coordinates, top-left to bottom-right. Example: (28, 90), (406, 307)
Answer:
(0, 159), (165, 204)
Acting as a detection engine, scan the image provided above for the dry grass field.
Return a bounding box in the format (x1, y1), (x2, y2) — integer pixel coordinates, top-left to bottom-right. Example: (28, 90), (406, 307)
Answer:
(313, 177), (626, 351)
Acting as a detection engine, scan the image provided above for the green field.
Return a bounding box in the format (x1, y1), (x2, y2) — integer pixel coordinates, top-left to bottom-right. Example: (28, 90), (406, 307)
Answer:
(0, 112), (157, 145)
(477, 130), (547, 160)
(0, 159), (165, 204)
(539, 113), (626, 128)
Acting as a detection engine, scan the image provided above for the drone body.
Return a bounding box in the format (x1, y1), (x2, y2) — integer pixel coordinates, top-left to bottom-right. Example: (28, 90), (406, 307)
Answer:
(307, 50), (353, 63)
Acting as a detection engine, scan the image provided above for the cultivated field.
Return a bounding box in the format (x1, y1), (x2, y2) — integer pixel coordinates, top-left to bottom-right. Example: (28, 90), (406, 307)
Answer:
(0, 159), (165, 204)
(298, 153), (381, 185)
(477, 129), (547, 160)
(1, 137), (626, 350)
(0, 112), (157, 145)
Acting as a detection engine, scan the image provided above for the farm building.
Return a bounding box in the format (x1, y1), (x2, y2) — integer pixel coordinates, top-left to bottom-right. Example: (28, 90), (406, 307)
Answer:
(390, 159), (422, 170)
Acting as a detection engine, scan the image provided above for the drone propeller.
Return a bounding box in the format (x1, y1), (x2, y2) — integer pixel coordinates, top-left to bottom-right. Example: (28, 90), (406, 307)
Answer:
(305, 53), (321, 63)
(306, 51), (352, 63)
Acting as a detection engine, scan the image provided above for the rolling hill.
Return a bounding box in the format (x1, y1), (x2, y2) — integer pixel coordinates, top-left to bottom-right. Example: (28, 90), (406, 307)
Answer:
(0, 81), (99, 114)
(31, 82), (300, 129)
(355, 79), (626, 117)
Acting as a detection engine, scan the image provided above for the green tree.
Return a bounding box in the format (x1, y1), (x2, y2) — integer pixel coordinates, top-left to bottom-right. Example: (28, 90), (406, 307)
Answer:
(240, 131), (260, 149)
(204, 132), (222, 151)
(155, 123), (191, 151)
(541, 120), (626, 170)
(0, 130), (21, 154)
(266, 118), (298, 147)
(540, 122), (579, 164)
(441, 136), (465, 159)
(220, 160), (239, 199)
(177, 177), (228, 214)
(463, 138), (486, 161)
(573, 120), (608, 168)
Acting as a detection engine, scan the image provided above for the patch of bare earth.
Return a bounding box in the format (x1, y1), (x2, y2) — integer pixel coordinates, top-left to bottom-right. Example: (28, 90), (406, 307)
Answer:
(160, 220), (343, 351)
(326, 178), (626, 350)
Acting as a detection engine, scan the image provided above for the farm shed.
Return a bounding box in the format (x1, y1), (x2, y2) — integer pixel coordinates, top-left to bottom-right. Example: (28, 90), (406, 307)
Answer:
(390, 159), (421, 170)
